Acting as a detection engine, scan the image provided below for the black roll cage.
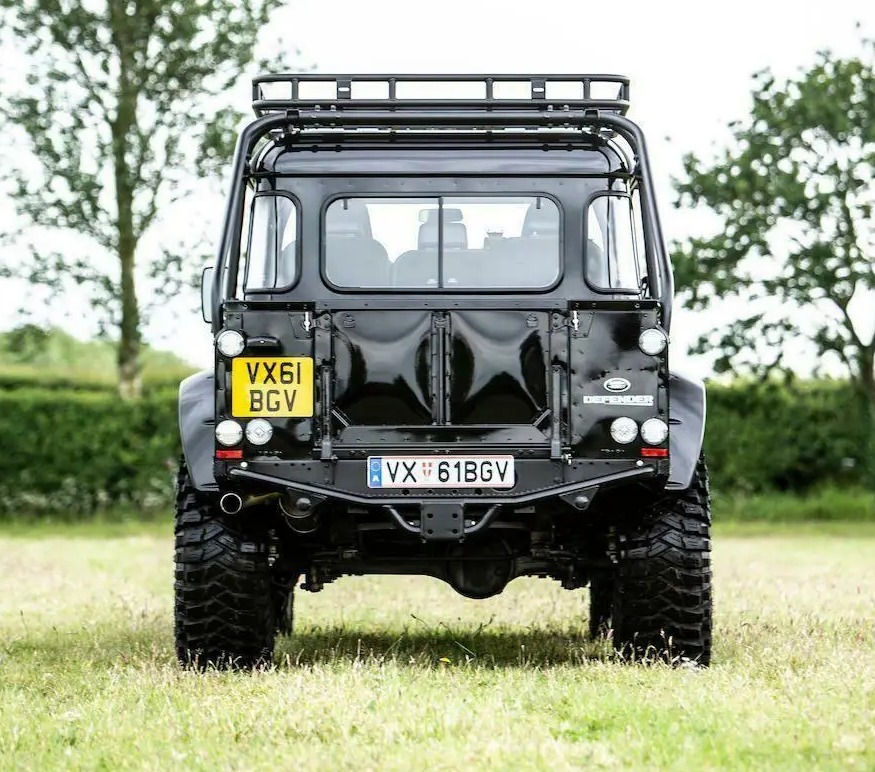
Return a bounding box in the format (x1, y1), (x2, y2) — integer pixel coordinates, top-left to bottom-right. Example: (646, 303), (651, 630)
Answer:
(211, 74), (674, 332)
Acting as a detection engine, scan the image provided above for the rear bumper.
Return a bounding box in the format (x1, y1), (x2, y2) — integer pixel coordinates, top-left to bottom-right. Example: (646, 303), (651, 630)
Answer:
(222, 456), (666, 541)
(222, 456), (667, 509)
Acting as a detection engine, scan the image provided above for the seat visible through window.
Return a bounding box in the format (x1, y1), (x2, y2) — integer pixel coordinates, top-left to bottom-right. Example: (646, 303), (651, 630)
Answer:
(325, 200), (390, 287)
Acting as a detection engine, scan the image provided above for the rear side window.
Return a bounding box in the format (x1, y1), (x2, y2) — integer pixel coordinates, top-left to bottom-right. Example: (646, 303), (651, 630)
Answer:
(244, 193), (298, 291)
(585, 193), (643, 293)
(324, 196), (561, 290)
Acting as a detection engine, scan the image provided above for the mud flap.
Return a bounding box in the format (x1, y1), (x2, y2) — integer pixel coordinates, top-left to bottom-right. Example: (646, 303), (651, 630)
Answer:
(178, 370), (218, 491)
(667, 371), (706, 491)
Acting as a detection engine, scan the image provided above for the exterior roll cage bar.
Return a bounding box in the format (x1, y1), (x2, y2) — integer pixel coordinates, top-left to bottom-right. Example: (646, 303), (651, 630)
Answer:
(251, 73), (632, 116)
(212, 74), (674, 332)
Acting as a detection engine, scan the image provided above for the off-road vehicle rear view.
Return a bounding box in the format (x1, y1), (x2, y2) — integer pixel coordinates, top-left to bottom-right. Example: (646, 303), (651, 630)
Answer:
(176, 74), (711, 668)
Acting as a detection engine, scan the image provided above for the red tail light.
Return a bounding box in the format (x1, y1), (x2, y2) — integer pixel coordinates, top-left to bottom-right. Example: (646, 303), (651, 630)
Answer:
(215, 449), (243, 459)
(641, 448), (668, 458)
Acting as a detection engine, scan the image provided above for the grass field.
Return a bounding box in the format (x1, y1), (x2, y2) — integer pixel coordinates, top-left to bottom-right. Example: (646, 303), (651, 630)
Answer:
(1, 523), (873, 770)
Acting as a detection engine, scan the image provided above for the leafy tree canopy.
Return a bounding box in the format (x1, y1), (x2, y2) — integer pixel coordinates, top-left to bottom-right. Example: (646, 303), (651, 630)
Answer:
(673, 40), (875, 403)
(0, 0), (288, 396)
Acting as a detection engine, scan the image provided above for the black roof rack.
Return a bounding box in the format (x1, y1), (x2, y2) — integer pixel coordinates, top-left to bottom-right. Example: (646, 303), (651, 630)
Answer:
(251, 74), (631, 125)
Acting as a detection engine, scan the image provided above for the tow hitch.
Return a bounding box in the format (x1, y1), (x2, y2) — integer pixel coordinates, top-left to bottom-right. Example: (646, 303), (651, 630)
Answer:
(385, 503), (502, 541)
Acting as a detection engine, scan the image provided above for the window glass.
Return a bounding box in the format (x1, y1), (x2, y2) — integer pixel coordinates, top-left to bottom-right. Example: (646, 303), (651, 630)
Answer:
(232, 187), (253, 300)
(586, 194), (641, 292)
(244, 194), (297, 291)
(327, 197), (432, 288)
(630, 187), (648, 286)
(324, 196), (560, 290)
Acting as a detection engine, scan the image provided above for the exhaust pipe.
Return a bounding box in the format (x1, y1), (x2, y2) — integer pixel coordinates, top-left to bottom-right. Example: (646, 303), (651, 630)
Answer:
(219, 492), (243, 515)
(218, 492), (280, 515)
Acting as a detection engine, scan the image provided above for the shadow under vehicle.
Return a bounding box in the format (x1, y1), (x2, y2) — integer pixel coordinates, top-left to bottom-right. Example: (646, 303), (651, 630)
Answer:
(176, 74), (711, 668)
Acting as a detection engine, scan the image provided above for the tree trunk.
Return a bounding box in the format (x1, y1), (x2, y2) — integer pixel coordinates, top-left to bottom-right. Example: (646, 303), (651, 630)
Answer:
(109, 1), (141, 400)
(858, 346), (875, 489)
(117, 236), (141, 400)
(113, 177), (142, 400)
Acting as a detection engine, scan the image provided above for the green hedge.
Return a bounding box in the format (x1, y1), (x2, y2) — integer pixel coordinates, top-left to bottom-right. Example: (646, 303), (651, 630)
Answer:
(0, 363), (193, 393)
(0, 379), (870, 517)
(705, 380), (870, 493)
(0, 388), (180, 517)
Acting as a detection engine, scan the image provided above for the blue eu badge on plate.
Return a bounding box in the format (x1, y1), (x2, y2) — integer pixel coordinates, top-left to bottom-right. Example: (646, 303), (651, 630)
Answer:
(369, 458), (382, 487)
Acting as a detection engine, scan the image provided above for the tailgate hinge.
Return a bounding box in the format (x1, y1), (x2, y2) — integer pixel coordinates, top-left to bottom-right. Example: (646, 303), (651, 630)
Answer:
(319, 365), (333, 461)
(314, 313), (334, 462)
(550, 364), (563, 460)
(431, 311), (449, 425)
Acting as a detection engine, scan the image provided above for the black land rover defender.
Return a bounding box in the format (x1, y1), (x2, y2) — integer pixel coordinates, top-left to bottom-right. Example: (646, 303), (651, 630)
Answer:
(176, 74), (711, 668)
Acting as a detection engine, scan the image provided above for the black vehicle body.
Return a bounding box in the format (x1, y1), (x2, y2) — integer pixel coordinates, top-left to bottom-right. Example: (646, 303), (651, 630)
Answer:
(178, 75), (706, 622)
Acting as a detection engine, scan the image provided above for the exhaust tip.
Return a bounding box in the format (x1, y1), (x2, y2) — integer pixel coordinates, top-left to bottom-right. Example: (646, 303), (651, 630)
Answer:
(219, 492), (243, 515)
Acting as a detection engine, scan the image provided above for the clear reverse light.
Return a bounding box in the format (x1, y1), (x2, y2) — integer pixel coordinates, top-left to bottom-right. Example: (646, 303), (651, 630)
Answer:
(245, 418), (273, 446)
(639, 328), (668, 356)
(215, 419), (243, 446)
(610, 417), (638, 444)
(216, 329), (245, 357)
(641, 418), (669, 445)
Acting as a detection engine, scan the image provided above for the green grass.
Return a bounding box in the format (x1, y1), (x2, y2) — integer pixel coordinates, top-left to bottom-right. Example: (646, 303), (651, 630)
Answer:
(6, 486), (873, 526)
(716, 486), (875, 523)
(0, 525), (873, 769)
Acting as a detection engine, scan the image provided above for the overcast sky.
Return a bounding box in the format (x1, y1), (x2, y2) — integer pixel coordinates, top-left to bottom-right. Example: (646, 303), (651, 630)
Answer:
(0, 0), (873, 375)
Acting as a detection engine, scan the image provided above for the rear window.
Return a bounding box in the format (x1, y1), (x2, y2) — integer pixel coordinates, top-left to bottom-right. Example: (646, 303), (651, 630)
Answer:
(244, 193), (298, 292)
(324, 196), (561, 290)
(585, 192), (644, 293)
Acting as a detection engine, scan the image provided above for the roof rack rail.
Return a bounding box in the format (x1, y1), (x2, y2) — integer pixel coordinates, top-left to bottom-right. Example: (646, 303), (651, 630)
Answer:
(251, 73), (631, 121)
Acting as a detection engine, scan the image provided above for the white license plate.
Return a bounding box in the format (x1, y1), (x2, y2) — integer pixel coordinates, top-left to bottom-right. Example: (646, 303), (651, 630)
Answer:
(367, 456), (515, 489)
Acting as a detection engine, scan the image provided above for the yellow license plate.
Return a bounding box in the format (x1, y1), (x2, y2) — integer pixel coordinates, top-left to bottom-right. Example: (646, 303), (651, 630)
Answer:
(231, 357), (314, 417)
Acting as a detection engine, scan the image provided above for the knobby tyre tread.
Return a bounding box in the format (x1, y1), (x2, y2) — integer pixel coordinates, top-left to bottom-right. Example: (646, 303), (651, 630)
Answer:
(611, 459), (712, 666)
(174, 462), (276, 669)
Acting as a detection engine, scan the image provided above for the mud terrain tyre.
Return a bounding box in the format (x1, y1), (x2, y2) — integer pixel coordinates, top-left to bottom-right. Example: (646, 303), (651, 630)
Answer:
(611, 460), (712, 665)
(174, 463), (275, 669)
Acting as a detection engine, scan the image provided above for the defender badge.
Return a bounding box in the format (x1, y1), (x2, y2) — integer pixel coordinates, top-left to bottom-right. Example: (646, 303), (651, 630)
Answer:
(604, 377), (631, 393)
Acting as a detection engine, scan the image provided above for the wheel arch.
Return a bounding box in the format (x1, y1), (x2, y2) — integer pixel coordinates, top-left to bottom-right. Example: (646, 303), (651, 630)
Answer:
(667, 370), (706, 491)
(178, 370), (218, 492)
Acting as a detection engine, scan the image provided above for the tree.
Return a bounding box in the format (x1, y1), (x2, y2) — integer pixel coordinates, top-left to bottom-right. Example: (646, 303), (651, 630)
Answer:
(674, 42), (875, 416)
(0, 0), (287, 397)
